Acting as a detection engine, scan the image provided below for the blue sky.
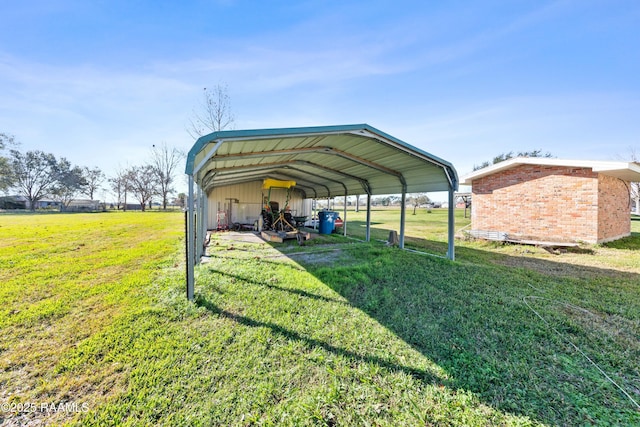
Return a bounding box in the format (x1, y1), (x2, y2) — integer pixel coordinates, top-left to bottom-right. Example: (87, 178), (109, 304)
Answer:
(1, 0), (639, 198)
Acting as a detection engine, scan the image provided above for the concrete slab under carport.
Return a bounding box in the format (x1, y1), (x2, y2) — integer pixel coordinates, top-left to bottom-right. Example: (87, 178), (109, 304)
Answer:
(201, 229), (372, 271)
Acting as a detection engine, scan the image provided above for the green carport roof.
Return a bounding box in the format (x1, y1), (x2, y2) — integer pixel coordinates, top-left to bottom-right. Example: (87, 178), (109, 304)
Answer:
(185, 123), (458, 198)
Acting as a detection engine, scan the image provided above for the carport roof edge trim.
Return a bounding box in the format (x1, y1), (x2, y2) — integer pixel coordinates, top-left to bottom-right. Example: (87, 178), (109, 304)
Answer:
(184, 123), (458, 189)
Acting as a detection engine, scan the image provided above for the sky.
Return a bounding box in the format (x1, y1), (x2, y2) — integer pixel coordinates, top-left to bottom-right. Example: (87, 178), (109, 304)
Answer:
(1, 0), (639, 199)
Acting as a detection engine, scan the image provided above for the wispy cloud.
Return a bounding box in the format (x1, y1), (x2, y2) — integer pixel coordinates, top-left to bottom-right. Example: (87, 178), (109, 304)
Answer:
(394, 90), (640, 175)
(0, 53), (196, 168)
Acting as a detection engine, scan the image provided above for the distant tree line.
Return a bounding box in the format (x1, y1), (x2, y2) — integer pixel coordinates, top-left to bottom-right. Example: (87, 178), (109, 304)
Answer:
(109, 144), (185, 212)
(0, 133), (185, 212)
(473, 149), (553, 171)
(0, 83), (235, 213)
(319, 194), (432, 212)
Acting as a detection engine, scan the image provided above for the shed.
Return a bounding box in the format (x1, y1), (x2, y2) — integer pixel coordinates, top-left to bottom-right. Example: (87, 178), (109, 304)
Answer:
(461, 157), (640, 245)
(184, 124), (459, 300)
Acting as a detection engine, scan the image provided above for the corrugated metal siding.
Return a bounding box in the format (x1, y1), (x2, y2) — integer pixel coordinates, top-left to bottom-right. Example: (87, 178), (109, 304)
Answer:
(206, 181), (311, 229)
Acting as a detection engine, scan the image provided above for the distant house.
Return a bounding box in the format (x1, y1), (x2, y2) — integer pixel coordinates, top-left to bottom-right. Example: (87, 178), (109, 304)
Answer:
(0, 195), (26, 209)
(2, 196), (102, 211)
(7, 195), (61, 210)
(461, 158), (640, 244)
(67, 199), (101, 212)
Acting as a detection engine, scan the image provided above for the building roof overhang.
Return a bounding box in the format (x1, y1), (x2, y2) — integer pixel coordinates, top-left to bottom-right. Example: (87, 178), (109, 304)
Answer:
(461, 157), (640, 185)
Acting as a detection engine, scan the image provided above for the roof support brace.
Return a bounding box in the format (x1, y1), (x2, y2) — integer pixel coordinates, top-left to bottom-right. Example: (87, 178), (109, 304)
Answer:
(298, 160), (371, 195)
(210, 146), (402, 191)
(210, 160), (371, 195)
(193, 140), (223, 176)
(201, 170), (217, 190)
(205, 170), (329, 199)
(328, 148), (406, 190)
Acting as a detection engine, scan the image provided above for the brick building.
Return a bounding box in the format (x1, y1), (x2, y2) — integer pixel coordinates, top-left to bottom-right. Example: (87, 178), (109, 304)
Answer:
(461, 158), (640, 244)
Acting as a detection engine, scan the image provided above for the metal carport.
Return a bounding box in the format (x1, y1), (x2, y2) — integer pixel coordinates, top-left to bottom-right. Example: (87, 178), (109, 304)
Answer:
(184, 124), (459, 300)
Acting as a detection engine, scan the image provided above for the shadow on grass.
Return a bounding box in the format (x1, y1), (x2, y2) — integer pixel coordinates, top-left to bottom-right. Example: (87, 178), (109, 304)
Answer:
(603, 232), (640, 250)
(203, 265), (347, 305)
(194, 294), (444, 386)
(291, 238), (640, 425)
(200, 228), (640, 425)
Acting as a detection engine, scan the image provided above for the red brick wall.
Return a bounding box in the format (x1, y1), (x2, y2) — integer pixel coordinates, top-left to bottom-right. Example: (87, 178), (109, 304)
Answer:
(471, 165), (602, 243)
(597, 174), (631, 242)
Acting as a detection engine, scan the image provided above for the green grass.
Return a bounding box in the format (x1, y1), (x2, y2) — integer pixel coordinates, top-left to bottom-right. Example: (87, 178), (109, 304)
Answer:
(1, 209), (638, 425)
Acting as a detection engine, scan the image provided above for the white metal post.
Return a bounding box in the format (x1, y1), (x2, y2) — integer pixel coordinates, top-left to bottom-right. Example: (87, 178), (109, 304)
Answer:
(399, 191), (406, 249)
(343, 195), (347, 236)
(366, 194), (371, 242)
(447, 187), (455, 260)
(186, 175), (195, 301)
(198, 185), (207, 258)
(203, 190), (208, 242)
(313, 199), (317, 230)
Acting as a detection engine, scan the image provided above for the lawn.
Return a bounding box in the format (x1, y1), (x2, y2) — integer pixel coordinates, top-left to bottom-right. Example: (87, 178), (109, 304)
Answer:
(0, 210), (638, 426)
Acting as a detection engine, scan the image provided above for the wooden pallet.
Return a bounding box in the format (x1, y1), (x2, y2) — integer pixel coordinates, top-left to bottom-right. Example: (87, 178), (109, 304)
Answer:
(260, 230), (310, 243)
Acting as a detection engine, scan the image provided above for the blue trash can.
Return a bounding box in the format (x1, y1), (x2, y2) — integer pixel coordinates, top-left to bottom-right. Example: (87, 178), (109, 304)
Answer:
(318, 211), (338, 234)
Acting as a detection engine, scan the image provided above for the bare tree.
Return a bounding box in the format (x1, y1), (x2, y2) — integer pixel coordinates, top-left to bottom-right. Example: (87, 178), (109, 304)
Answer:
(409, 193), (430, 215)
(150, 143), (184, 210)
(9, 150), (59, 210)
(109, 167), (130, 210)
(127, 165), (159, 212)
(186, 84), (235, 139)
(51, 159), (86, 210)
(174, 192), (186, 209)
(457, 193), (472, 218)
(82, 166), (105, 200)
(473, 150), (553, 171)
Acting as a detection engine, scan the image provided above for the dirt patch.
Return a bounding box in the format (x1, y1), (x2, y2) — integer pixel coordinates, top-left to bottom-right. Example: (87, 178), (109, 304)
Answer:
(494, 253), (630, 280)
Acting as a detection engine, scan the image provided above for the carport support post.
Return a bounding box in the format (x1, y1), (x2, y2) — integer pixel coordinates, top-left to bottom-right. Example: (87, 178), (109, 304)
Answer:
(343, 195), (347, 236)
(198, 185), (207, 257)
(312, 199), (317, 230)
(202, 192), (208, 243)
(186, 175), (195, 301)
(447, 186), (455, 260)
(366, 194), (371, 242)
(399, 191), (406, 249)
(196, 185), (204, 258)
